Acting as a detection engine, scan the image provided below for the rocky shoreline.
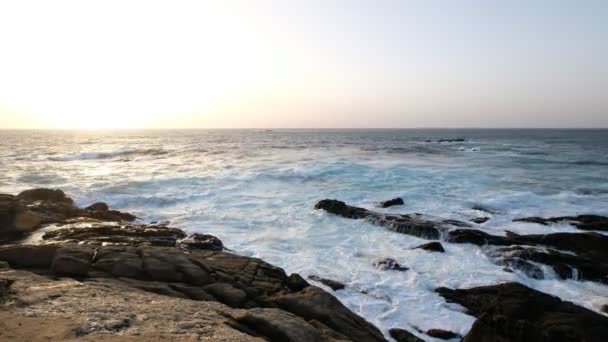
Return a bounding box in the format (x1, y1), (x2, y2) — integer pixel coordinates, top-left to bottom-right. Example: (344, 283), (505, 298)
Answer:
(1, 189), (608, 341)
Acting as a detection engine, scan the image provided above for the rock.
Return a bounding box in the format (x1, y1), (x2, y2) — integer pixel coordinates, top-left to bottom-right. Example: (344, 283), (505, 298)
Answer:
(315, 199), (471, 240)
(0, 245), (58, 268)
(87, 209), (136, 222)
(389, 328), (424, 342)
(514, 214), (608, 231)
(436, 282), (608, 342)
(426, 329), (461, 339)
(267, 286), (387, 342)
(227, 307), (329, 342)
(202, 282), (248, 307)
(0, 278), (15, 302)
(471, 205), (500, 214)
(286, 273), (310, 291)
(42, 222), (186, 246)
(51, 247), (94, 276)
(414, 241), (445, 253)
(85, 202), (109, 211)
(471, 217), (489, 224)
(13, 210), (42, 232)
(602, 305), (608, 314)
(17, 188), (74, 205)
(437, 138), (466, 143)
(374, 258), (409, 271)
(379, 197), (404, 208)
(0, 260), (9, 269)
(307, 275), (345, 291)
(179, 233), (223, 251)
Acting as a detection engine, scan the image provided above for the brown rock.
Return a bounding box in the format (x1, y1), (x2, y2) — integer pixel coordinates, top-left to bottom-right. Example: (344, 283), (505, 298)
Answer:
(17, 188), (73, 205)
(85, 202), (109, 211)
(13, 210), (42, 232)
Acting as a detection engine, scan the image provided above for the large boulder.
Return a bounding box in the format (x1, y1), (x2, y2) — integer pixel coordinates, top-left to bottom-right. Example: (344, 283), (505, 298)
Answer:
(17, 188), (74, 205)
(436, 282), (608, 342)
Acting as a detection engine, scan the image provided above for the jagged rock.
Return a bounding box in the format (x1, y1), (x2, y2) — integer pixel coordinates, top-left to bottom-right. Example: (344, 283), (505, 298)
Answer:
(447, 229), (512, 246)
(374, 258), (409, 271)
(436, 282), (608, 342)
(85, 202), (109, 211)
(315, 199), (471, 239)
(389, 328), (424, 342)
(308, 275), (345, 291)
(17, 188), (74, 205)
(379, 197), (404, 208)
(179, 233), (224, 251)
(514, 214), (608, 231)
(471, 217), (489, 224)
(414, 241), (445, 253)
(286, 273), (310, 291)
(426, 329), (461, 339)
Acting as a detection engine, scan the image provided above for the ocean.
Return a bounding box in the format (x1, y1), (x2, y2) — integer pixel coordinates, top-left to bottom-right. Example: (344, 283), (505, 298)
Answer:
(2, 128), (608, 339)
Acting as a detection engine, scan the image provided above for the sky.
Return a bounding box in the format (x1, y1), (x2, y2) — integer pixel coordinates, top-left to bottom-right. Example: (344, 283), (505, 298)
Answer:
(0, 0), (607, 128)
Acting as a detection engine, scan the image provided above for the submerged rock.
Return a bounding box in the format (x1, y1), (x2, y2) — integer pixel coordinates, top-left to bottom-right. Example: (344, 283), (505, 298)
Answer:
(514, 214), (608, 231)
(426, 329), (461, 340)
(308, 275), (345, 291)
(470, 217), (489, 224)
(436, 282), (608, 342)
(379, 197), (404, 208)
(389, 328), (424, 342)
(413, 241), (445, 253)
(374, 258), (409, 271)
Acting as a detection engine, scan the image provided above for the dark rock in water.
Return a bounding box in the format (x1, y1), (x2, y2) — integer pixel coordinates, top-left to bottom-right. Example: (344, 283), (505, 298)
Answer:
(426, 329), (461, 339)
(503, 267), (513, 273)
(414, 241), (445, 253)
(379, 197), (404, 208)
(471, 205), (500, 214)
(602, 305), (608, 314)
(315, 199), (471, 240)
(514, 214), (608, 231)
(308, 275), (345, 291)
(436, 282), (608, 342)
(179, 233), (223, 251)
(374, 258), (409, 271)
(389, 328), (424, 342)
(17, 188), (74, 205)
(85, 202), (109, 211)
(437, 138), (466, 143)
(447, 229), (512, 246)
(471, 217), (489, 224)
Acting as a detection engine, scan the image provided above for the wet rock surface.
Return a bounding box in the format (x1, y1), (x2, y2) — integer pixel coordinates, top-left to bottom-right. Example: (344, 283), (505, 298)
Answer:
(374, 258), (409, 272)
(378, 197), (404, 208)
(426, 329), (461, 340)
(436, 282), (608, 342)
(413, 241), (445, 253)
(514, 214), (608, 231)
(307, 275), (346, 291)
(388, 328), (424, 342)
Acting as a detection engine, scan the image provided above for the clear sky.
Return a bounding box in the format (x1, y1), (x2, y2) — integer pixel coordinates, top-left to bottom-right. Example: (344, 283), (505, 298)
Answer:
(0, 0), (606, 128)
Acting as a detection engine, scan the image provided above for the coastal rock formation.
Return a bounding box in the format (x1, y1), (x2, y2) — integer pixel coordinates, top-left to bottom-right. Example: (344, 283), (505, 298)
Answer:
(388, 328), (424, 342)
(317, 199), (608, 285)
(315, 199), (472, 240)
(436, 282), (608, 342)
(426, 329), (461, 340)
(413, 241), (445, 253)
(0, 188), (135, 243)
(374, 258), (409, 271)
(0, 189), (387, 342)
(378, 197), (404, 208)
(307, 275), (346, 291)
(470, 217), (489, 224)
(514, 214), (608, 231)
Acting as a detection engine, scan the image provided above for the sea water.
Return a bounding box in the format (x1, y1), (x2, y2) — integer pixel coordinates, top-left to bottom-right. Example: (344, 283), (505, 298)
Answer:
(1, 129), (608, 340)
